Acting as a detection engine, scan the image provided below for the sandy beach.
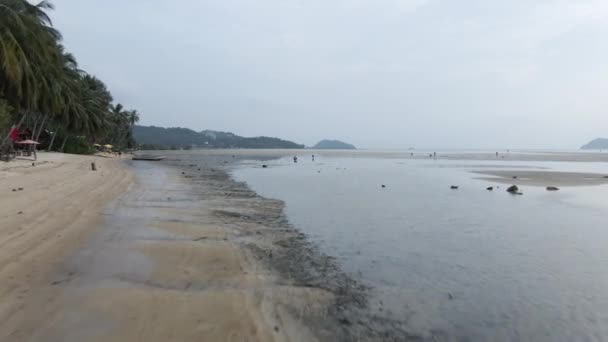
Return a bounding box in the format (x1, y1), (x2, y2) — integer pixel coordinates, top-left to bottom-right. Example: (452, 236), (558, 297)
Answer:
(0, 152), (132, 341)
(0, 152), (362, 342)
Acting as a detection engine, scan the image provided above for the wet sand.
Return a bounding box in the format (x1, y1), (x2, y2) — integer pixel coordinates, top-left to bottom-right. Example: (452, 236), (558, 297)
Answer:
(1, 155), (354, 341)
(168, 149), (608, 163)
(472, 170), (608, 187)
(0, 151), (405, 341)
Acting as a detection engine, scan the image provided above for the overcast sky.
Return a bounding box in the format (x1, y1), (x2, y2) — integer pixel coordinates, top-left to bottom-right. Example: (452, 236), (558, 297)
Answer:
(52, 0), (608, 149)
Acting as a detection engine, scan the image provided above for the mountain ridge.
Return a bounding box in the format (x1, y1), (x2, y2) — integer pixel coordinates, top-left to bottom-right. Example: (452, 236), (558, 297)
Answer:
(581, 138), (608, 150)
(312, 139), (356, 150)
(133, 125), (304, 149)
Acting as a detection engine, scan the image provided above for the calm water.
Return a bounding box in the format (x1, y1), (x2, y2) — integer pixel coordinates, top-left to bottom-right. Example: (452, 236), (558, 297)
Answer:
(232, 154), (608, 341)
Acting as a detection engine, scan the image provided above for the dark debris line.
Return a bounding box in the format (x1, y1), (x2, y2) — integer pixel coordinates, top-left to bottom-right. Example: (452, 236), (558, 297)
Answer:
(164, 154), (424, 342)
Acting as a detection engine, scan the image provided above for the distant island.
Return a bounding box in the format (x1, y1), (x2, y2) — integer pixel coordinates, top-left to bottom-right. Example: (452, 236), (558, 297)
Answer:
(581, 138), (608, 150)
(133, 125), (304, 150)
(312, 139), (356, 150)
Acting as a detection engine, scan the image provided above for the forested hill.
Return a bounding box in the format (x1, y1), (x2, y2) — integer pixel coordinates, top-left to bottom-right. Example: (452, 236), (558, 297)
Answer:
(133, 125), (304, 149)
(312, 139), (356, 150)
(581, 138), (608, 150)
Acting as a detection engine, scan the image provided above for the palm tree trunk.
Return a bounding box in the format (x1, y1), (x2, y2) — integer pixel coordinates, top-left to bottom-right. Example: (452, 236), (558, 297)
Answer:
(31, 114), (40, 140)
(47, 126), (59, 151)
(60, 135), (69, 152)
(35, 114), (48, 142)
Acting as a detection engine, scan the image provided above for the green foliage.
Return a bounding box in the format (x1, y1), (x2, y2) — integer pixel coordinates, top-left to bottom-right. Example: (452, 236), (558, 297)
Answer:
(0, 1), (142, 152)
(62, 136), (95, 155)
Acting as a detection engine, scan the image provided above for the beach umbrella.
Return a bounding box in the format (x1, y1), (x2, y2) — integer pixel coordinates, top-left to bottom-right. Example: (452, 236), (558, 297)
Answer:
(16, 140), (41, 145)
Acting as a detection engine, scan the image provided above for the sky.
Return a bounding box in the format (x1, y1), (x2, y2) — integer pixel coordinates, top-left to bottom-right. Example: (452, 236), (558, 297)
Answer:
(52, 0), (608, 149)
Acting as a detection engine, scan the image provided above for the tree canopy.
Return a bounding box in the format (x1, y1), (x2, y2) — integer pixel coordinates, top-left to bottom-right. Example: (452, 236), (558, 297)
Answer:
(0, 0), (141, 152)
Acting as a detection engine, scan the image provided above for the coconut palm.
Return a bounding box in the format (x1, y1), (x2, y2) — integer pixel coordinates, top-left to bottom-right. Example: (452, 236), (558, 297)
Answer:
(1, 1), (142, 154)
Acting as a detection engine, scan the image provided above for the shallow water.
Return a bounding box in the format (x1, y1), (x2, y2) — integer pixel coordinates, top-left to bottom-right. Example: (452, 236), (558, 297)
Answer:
(232, 154), (608, 341)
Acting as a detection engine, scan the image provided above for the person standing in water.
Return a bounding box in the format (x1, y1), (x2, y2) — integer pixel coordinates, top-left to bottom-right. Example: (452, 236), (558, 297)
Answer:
(312, 155), (315, 161)
(293, 156), (298, 163)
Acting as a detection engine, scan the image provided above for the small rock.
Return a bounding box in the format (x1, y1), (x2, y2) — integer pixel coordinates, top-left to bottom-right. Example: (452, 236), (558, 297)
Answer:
(507, 185), (519, 193)
(12, 189), (16, 192)
(18, 187), (23, 191)
(381, 184), (386, 188)
(546, 186), (560, 191)
(17, 211), (23, 215)
(262, 165), (268, 168)
(338, 318), (352, 326)
(448, 292), (454, 300)
(486, 187), (494, 191)
(450, 185), (459, 189)
(274, 326), (280, 333)
(181, 172), (185, 175)
(512, 176), (518, 179)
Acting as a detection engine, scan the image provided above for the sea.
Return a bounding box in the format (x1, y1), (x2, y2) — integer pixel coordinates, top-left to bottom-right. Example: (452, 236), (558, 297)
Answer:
(230, 151), (608, 341)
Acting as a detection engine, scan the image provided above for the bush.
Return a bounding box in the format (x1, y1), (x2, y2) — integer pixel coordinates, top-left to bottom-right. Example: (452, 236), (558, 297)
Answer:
(63, 136), (95, 155)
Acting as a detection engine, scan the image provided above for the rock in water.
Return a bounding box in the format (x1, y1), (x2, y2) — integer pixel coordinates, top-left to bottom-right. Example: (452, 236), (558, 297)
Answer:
(507, 185), (519, 193)
(486, 187), (494, 191)
(450, 185), (459, 189)
(381, 185), (386, 188)
(546, 186), (560, 191)
(262, 165), (268, 168)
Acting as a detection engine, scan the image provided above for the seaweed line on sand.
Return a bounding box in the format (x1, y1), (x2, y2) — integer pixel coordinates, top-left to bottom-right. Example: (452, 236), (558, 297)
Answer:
(166, 155), (422, 342)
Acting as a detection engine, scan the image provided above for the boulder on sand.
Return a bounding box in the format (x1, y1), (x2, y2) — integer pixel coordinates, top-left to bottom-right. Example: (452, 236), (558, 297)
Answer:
(507, 185), (522, 195)
(450, 185), (459, 189)
(486, 187), (494, 191)
(546, 186), (559, 191)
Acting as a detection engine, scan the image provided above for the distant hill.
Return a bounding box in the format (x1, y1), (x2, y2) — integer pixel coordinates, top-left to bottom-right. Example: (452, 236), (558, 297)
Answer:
(133, 125), (304, 150)
(581, 138), (608, 150)
(312, 139), (356, 150)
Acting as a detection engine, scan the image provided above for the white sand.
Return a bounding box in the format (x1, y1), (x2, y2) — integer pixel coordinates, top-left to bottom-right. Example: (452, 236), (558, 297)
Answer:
(0, 152), (133, 340)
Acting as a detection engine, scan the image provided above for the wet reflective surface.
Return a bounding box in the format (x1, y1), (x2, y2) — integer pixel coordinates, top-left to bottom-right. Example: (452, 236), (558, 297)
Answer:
(233, 156), (608, 341)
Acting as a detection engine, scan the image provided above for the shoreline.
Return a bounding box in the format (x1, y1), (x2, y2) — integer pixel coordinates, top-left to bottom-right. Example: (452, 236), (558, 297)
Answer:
(1, 151), (408, 341)
(8, 149), (608, 340)
(167, 155), (409, 340)
(0, 152), (370, 341)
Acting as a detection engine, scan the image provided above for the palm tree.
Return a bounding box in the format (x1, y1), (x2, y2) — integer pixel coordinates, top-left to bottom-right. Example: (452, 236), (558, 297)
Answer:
(127, 110), (140, 127)
(1, 1), (143, 155)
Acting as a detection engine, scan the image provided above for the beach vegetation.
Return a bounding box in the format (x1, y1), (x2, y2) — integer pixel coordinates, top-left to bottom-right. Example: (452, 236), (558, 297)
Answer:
(0, 0), (141, 154)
